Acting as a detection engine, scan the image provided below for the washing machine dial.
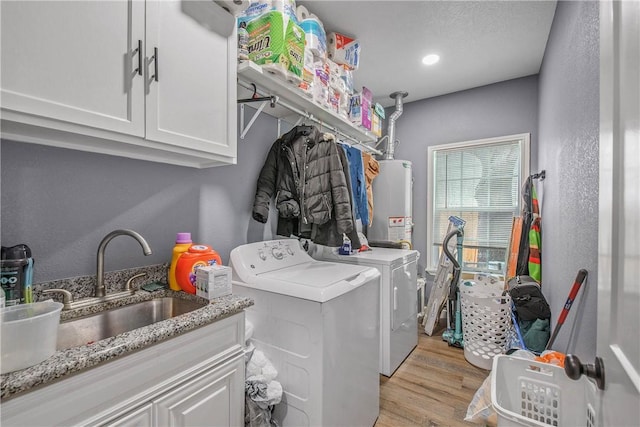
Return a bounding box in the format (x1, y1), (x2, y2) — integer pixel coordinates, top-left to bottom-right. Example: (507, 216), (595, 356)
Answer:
(271, 247), (284, 260)
(258, 249), (267, 261)
(286, 245), (294, 256)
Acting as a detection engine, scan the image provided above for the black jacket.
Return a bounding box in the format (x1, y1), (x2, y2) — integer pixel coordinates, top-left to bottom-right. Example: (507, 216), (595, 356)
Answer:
(252, 126), (355, 245)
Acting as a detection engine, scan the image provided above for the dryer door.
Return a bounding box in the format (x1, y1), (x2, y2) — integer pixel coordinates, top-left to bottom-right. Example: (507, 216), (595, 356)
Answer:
(391, 260), (418, 330)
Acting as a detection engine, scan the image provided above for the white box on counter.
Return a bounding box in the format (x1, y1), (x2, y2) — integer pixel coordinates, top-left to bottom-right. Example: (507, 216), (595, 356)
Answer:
(195, 265), (232, 300)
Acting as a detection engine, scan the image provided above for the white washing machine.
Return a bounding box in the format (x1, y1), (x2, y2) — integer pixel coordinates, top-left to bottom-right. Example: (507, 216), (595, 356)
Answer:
(310, 245), (419, 376)
(229, 239), (381, 427)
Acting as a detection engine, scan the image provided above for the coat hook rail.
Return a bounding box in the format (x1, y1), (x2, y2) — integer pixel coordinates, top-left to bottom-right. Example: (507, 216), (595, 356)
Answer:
(237, 79), (382, 155)
(237, 95), (278, 108)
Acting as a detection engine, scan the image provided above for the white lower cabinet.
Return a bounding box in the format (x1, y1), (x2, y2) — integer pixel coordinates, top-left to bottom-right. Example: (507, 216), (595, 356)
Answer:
(108, 403), (154, 427)
(0, 313), (245, 427)
(154, 356), (243, 427)
(106, 356), (244, 427)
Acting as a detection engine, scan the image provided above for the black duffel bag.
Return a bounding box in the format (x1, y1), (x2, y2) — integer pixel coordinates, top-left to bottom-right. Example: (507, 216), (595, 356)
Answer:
(508, 275), (551, 321)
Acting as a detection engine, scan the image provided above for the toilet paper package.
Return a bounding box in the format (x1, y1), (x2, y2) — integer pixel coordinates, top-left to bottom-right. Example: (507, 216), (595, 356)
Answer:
(349, 92), (362, 125)
(240, 0), (272, 20)
(328, 87), (340, 114)
(239, 0), (296, 22)
(361, 86), (373, 130)
(313, 60), (329, 108)
(300, 17), (326, 59)
(339, 87), (350, 119)
(195, 265), (232, 300)
(349, 87), (373, 130)
(327, 32), (360, 70)
(341, 66), (354, 94)
(327, 59), (347, 93)
(295, 4), (311, 21)
(275, 0), (297, 23)
(298, 46), (315, 98)
(215, 0), (251, 16)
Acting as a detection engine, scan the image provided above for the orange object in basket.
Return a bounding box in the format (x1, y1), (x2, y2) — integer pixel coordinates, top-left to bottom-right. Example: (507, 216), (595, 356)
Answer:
(175, 244), (222, 294)
(535, 351), (566, 367)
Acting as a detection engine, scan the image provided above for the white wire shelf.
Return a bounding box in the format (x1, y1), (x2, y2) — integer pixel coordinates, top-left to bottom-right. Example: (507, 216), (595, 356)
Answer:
(237, 61), (378, 146)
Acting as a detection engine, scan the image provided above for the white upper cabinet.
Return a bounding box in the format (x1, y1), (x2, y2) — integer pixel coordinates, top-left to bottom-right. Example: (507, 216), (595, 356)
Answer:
(145, 0), (236, 157)
(0, 1), (237, 168)
(1, 1), (146, 136)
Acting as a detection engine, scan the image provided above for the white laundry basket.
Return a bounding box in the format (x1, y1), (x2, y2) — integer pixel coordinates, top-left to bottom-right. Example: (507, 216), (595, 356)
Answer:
(460, 280), (512, 369)
(491, 355), (598, 427)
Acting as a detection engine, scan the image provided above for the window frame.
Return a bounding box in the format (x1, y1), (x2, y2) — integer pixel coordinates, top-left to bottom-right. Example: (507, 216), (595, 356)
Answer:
(426, 133), (530, 274)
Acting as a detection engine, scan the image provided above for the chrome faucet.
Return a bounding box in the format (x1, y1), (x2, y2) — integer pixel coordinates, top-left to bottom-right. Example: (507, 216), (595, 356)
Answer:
(96, 229), (152, 297)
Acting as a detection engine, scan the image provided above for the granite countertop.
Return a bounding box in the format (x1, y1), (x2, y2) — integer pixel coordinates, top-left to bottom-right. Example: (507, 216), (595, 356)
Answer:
(1, 288), (253, 400)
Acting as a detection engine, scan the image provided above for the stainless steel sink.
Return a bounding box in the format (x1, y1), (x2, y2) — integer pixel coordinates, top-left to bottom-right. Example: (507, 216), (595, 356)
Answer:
(56, 297), (207, 350)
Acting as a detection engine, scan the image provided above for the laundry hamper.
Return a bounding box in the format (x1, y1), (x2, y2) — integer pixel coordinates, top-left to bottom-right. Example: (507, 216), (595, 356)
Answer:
(491, 355), (598, 427)
(460, 280), (513, 369)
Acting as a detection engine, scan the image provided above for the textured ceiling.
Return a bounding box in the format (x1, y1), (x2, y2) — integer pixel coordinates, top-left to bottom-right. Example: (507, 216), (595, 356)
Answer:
(297, 0), (557, 107)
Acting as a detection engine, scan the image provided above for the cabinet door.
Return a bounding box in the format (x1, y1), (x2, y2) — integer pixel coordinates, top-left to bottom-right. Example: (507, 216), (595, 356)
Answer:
(145, 0), (237, 157)
(154, 356), (244, 427)
(105, 403), (153, 427)
(0, 1), (145, 136)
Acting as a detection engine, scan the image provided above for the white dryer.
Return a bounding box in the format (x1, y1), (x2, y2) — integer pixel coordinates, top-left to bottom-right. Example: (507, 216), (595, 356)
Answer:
(310, 245), (419, 376)
(229, 239), (381, 427)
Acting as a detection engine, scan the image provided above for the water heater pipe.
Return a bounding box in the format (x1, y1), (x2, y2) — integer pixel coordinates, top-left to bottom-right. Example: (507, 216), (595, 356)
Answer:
(385, 91), (408, 160)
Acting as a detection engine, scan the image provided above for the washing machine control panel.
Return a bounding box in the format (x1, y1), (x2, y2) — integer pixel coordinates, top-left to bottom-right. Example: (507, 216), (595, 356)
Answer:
(230, 239), (313, 278)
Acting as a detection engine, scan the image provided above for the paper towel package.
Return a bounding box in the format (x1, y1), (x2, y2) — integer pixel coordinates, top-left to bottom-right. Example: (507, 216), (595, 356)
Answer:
(327, 32), (360, 70)
(246, 11), (285, 75)
(372, 102), (385, 137)
(246, 11), (305, 83)
(195, 265), (232, 300)
(284, 18), (305, 81)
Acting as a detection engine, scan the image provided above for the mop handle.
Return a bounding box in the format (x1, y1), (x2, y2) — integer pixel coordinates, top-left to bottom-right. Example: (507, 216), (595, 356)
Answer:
(557, 269), (588, 324)
(546, 269), (588, 350)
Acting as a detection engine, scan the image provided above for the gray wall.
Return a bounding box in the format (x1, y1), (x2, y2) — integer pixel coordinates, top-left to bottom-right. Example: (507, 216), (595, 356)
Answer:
(1, 1), (599, 361)
(537, 0), (599, 358)
(1, 109), (279, 282)
(391, 75), (540, 275)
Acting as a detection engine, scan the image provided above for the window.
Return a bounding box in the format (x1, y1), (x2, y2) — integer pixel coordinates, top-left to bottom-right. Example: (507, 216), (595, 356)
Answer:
(426, 134), (530, 275)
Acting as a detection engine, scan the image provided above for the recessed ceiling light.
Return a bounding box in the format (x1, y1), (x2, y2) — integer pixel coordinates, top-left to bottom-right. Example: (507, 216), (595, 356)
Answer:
(422, 54), (440, 66)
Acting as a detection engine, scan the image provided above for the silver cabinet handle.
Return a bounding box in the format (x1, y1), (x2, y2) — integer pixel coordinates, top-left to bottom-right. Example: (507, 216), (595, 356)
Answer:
(151, 47), (159, 82)
(133, 40), (143, 76)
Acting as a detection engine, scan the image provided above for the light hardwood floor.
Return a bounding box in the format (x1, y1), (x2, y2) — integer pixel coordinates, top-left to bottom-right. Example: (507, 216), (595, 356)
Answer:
(375, 320), (491, 427)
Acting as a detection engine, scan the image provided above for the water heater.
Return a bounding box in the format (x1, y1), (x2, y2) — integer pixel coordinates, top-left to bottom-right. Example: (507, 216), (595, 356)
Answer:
(368, 159), (413, 246)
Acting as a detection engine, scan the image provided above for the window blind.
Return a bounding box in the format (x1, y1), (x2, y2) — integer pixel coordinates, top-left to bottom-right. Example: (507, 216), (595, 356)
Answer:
(430, 138), (525, 273)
